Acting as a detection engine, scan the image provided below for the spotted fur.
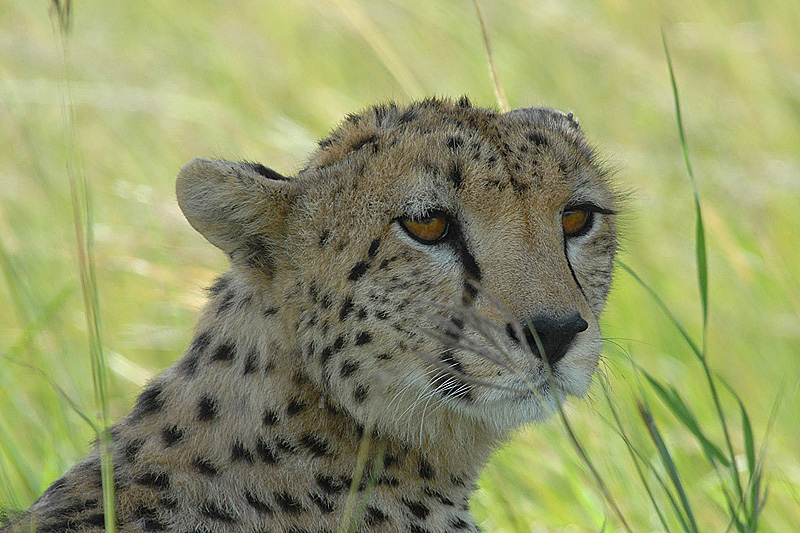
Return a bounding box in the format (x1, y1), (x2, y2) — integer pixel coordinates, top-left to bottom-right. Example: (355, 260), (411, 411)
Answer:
(2, 98), (619, 532)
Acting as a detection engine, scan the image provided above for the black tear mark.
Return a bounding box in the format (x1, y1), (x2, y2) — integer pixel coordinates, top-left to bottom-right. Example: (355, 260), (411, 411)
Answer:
(241, 161), (288, 181)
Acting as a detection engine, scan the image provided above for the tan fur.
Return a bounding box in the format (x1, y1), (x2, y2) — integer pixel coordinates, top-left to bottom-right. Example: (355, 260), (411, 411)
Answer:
(3, 98), (618, 532)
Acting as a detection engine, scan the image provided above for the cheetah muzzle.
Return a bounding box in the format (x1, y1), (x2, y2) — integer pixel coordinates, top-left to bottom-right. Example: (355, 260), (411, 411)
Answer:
(3, 97), (618, 532)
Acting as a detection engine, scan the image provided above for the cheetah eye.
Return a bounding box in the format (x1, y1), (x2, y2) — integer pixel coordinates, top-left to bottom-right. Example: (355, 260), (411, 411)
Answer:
(561, 208), (594, 238)
(399, 214), (450, 244)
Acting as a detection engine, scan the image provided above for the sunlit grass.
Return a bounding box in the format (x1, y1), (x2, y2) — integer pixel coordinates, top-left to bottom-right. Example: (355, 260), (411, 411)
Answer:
(1, 0), (798, 531)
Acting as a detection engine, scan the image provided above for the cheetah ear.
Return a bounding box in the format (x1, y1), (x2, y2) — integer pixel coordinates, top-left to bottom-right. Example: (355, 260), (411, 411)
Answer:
(176, 158), (299, 269)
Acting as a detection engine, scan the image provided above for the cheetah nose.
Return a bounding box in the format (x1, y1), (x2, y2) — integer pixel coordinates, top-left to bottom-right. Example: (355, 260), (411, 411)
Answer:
(506, 313), (588, 366)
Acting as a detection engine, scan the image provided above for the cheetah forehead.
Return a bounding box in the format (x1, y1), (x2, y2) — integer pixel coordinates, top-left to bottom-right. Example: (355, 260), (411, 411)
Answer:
(299, 97), (605, 202)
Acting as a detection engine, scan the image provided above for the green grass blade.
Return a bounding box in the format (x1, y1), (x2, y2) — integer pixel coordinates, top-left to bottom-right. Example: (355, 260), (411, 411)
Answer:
(637, 400), (699, 532)
(642, 370), (730, 467)
(617, 261), (702, 359)
(601, 381), (675, 532)
(662, 29), (708, 334)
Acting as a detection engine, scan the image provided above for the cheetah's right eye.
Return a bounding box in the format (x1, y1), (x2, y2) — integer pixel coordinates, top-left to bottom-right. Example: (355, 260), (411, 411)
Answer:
(398, 214), (450, 244)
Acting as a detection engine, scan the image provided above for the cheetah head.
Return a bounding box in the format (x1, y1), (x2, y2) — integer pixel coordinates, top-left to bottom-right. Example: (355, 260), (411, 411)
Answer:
(177, 98), (618, 445)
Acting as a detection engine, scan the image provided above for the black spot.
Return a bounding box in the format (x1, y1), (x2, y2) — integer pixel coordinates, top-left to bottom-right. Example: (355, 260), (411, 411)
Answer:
(457, 95), (472, 107)
(348, 261), (369, 281)
(211, 343), (235, 363)
(402, 499), (430, 520)
(353, 385), (369, 404)
(320, 346), (334, 366)
(243, 161), (287, 181)
(192, 458), (218, 477)
(527, 131), (548, 146)
(197, 395), (217, 421)
(366, 505), (389, 525)
(377, 352), (391, 360)
(316, 473), (351, 494)
(448, 162), (463, 188)
(245, 490), (274, 515)
(287, 399), (306, 416)
(318, 137), (333, 148)
(132, 505), (166, 531)
(263, 409), (279, 426)
(264, 306), (279, 316)
(368, 238), (381, 259)
(256, 438), (278, 464)
(418, 458), (435, 480)
(375, 309), (389, 320)
(135, 471), (170, 490)
(357, 307), (368, 320)
(333, 336), (346, 351)
(318, 230), (330, 247)
(398, 108), (416, 124)
(299, 434), (331, 457)
(310, 493), (335, 513)
(450, 517), (471, 529)
(354, 332), (372, 346)
(207, 276), (229, 295)
(340, 359), (359, 378)
(274, 492), (305, 514)
(216, 290), (235, 315)
(424, 487), (454, 506)
(231, 442), (254, 463)
(199, 501), (236, 522)
(123, 438), (145, 462)
(81, 514), (106, 528)
(131, 383), (164, 419)
(339, 296), (354, 321)
(275, 436), (296, 453)
(243, 350), (258, 375)
(446, 136), (464, 151)
(320, 293), (332, 309)
(351, 134), (378, 152)
(161, 425), (183, 447)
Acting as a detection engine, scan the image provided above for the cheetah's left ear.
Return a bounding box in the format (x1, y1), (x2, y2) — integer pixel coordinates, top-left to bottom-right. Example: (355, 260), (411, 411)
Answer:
(176, 158), (300, 272)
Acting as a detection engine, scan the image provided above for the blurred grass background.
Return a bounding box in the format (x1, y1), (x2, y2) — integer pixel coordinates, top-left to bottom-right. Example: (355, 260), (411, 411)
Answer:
(1, 0), (798, 530)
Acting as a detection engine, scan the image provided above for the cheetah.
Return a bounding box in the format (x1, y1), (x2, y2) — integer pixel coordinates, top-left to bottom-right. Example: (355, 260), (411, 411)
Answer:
(2, 97), (618, 532)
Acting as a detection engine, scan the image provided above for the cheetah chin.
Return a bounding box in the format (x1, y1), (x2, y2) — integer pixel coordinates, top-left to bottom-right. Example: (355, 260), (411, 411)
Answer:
(5, 97), (618, 533)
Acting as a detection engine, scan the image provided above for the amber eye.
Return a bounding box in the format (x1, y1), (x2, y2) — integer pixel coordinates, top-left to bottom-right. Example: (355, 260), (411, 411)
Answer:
(399, 214), (450, 244)
(562, 208), (593, 238)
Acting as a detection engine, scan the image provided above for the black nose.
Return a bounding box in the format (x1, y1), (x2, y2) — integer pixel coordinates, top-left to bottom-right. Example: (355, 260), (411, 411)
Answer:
(506, 313), (588, 366)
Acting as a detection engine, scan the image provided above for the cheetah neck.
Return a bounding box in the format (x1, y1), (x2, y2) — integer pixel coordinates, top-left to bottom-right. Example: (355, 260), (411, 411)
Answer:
(101, 274), (498, 530)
